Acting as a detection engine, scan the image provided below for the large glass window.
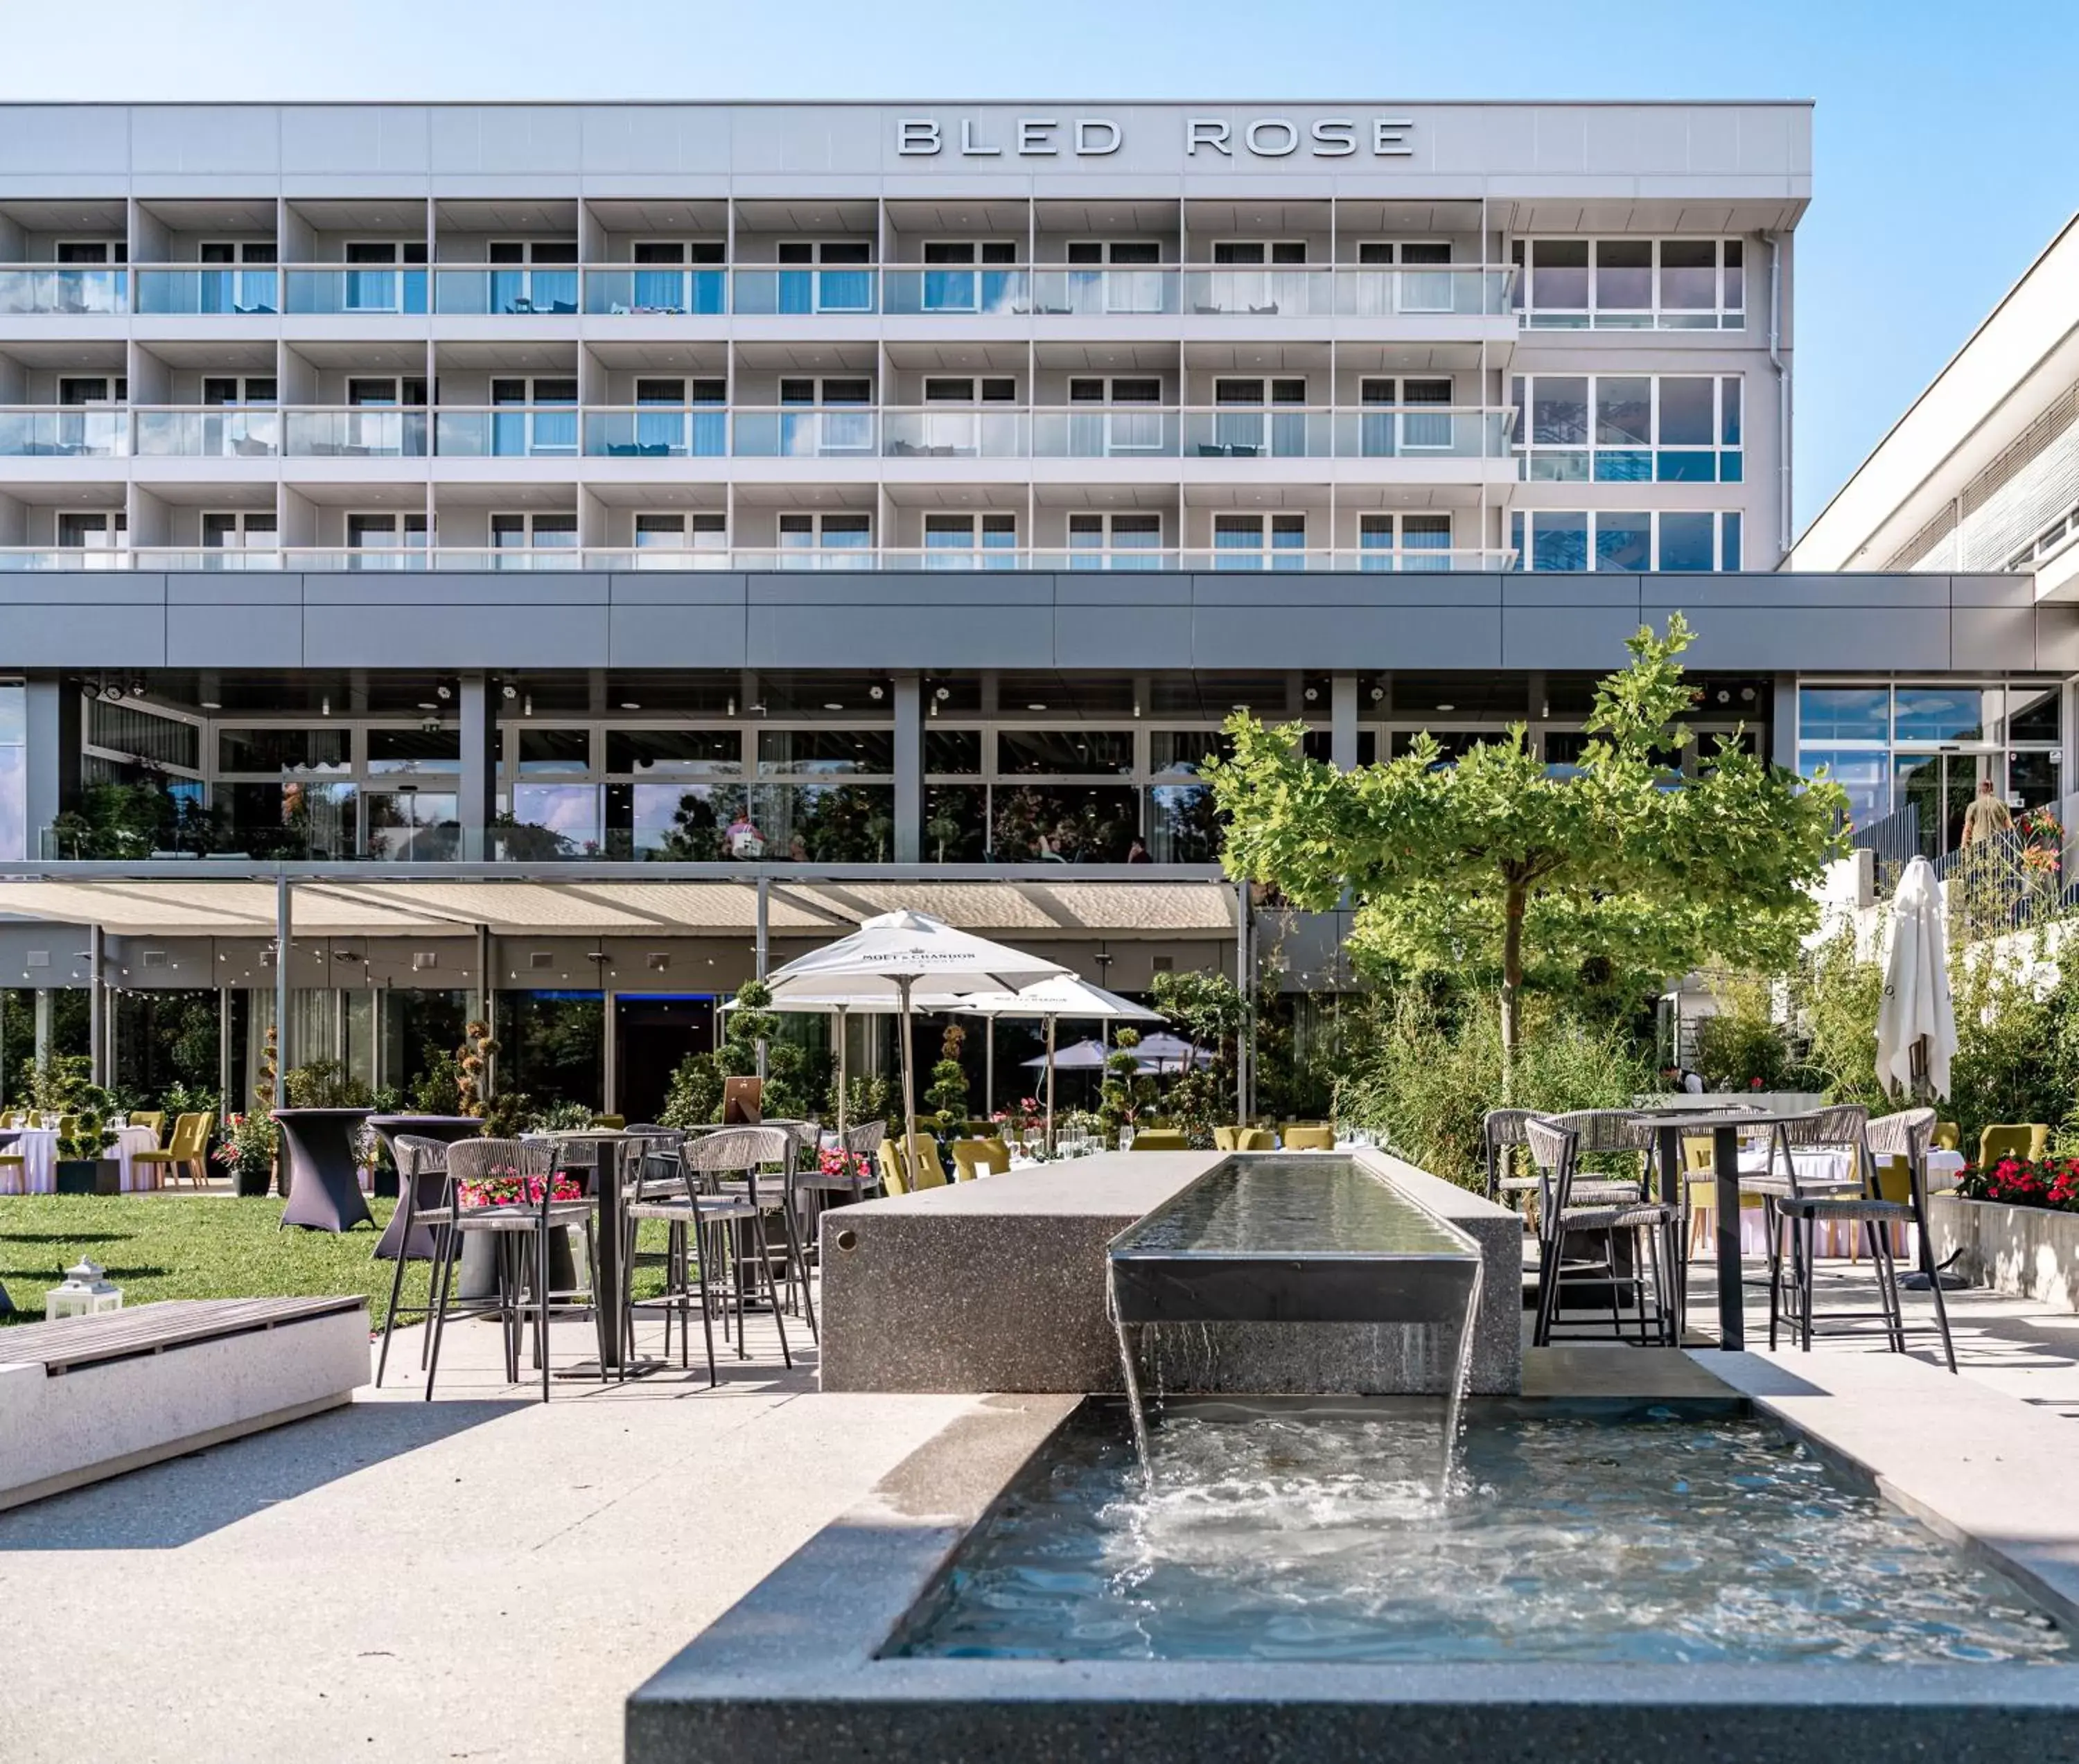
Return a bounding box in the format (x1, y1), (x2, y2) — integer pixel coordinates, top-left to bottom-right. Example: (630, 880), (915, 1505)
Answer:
(997, 730), (1135, 775)
(1798, 687), (1889, 743)
(1513, 509), (1741, 572)
(606, 729), (741, 776)
(1515, 374), (1743, 482)
(1516, 238), (1744, 329)
(756, 729), (896, 775)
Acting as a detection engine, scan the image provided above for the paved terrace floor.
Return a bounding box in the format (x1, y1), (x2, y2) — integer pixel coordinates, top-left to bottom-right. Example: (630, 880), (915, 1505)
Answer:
(5, 1260), (2079, 1763)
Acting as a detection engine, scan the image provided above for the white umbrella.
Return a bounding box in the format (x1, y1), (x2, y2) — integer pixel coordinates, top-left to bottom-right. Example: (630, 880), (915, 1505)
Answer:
(763, 910), (1067, 1156)
(1877, 855), (1956, 1101)
(925, 974), (1161, 1151)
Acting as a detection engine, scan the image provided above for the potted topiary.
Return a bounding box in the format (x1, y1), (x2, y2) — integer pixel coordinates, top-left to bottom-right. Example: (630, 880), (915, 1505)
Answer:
(54, 1085), (120, 1194)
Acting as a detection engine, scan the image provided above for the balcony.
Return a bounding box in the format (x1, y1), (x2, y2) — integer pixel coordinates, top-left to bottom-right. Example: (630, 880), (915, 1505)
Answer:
(0, 545), (1518, 573)
(731, 407), (879, 459)
(583, 267), (726, 317)
(134, 407), (281, 459)
(432, 406), (580, 459)
(284, 266), (429, 316)
(430, 265), (581, 317)
(281, 408), (429, 459)
(0, 265), (127, 316)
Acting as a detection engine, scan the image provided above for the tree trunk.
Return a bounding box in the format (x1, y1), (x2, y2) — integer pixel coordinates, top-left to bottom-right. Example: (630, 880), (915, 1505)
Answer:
(1500, 880), (1526, 1095)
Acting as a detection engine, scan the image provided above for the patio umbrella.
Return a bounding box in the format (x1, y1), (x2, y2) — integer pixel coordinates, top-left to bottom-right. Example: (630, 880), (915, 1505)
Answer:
(1877, 856), (1956, 1102)
(1021, 1030), (1214, 1073)
(762, 910), (1067, 1156)
(927, 974), (1161, 1150)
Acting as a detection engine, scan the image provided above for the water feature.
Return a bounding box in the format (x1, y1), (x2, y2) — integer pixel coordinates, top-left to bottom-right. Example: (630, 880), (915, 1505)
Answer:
(1106, 1156), (1484, 1484)
(895, 1402), (2071, 1665)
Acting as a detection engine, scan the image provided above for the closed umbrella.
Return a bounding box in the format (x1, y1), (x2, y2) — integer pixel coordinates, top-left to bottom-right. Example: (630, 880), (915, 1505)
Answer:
(927, 974), (1161, 1150)
(763, 910), (1067, 1156)
(1877, 856), (1956, 1102)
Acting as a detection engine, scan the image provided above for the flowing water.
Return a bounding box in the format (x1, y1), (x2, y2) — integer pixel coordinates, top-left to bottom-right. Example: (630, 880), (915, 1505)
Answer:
(896, 1404), (2070, 1666)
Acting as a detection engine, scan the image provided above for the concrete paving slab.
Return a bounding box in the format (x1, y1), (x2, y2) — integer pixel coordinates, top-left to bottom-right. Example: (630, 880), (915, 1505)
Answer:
(0, 1305), (983, 1764)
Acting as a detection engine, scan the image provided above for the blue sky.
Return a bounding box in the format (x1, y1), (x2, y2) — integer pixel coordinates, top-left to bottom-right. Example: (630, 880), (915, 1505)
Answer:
(2, 0), (2071, 532)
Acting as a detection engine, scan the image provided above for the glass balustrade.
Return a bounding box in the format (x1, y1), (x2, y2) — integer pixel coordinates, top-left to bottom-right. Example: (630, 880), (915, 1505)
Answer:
(0, 266), (127, 315)
(1027, 267), (1178, 317)
(431, 266), (581, 315)
(583, 408), (727, 458)
(282, 409), (428, 458)
(1334, 267), (1517, 317)
(731, 267), (878, 316)
(881, 408), (1028, 459)
(433, 407), (581, 458)
(0, 409), (127, 457)
(285, 266), (428, 315)
(134, 266), (279, 315)
(133, 408), (281, 458)
(1180, 408), (1333, 459)
(132, 547), (283, 571)
(730, 407), (879, 457)
(881, 267), (1032, 317)
(582, 267), (726, 315)
(1180, 269), (1331, 318)
(1030, 407), (1180, 457)
(1330, 408), (1514, 459)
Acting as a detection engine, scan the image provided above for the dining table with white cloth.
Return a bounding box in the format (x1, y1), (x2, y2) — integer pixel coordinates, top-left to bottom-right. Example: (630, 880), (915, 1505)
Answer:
(0, 1123), (163, 1194)
(1701, 1141), (1970, 1259)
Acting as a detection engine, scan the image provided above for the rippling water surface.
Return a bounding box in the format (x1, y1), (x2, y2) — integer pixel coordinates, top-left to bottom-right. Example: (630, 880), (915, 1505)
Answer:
(897, 1405), (2069, 1666)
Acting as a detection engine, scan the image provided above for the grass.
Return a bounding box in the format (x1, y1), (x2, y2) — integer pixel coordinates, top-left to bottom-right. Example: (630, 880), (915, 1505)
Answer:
(0, 1194), (406, 1327)
(1, 1194), (684, 1329)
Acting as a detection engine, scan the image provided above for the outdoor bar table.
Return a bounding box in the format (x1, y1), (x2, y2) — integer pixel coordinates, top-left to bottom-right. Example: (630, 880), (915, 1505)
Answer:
(274, 1106), (376, 1233)
(367, 1115), (484, 1264)
(542, 1129), (640, 1376)
(1626, 1105), (1762, 1350)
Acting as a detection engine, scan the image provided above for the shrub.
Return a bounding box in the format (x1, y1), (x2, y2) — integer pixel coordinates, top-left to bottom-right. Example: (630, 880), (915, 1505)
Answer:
(660, 1051), (724, 1128)
(1690, 976), (1796, 1093)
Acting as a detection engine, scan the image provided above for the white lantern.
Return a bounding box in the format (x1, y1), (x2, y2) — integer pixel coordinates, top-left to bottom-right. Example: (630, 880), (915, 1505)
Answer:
(44, 1258), (123, 1321)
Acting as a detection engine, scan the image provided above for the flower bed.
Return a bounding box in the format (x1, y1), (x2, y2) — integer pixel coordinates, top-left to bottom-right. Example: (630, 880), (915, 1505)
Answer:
(1953, 1157), (2079, 1212)
(1931, 1168), (2079, 1311)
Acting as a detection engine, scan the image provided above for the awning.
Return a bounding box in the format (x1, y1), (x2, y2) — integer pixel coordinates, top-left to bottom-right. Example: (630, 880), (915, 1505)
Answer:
(0, 865), (1241, 943)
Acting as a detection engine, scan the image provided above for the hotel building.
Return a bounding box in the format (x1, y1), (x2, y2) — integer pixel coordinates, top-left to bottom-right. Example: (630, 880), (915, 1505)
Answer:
(0, 100), (2065, 1112)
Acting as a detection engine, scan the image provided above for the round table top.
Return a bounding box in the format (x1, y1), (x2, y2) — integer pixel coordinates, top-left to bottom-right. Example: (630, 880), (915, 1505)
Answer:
(368, 1113), (481, 1128)
(271, 1106), (376, 1120)
(1626, 1106), (1765, 1131)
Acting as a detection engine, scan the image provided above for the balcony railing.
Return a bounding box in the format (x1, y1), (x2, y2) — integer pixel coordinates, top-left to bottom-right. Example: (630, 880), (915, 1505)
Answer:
(0, 544), (1517, 574)
(134, 265), (281, 316)
(0, 403), (1517, 462)
(0, 407), (129, 457)
(0, 266), (128, 315)
(0, 261), (1520, 321)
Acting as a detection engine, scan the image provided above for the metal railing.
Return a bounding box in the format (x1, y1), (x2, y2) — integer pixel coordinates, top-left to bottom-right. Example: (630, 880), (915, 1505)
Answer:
(1848, 801), (1920, 896)
(0, 543), (1518, 574)
(0, 260), (1523, 321)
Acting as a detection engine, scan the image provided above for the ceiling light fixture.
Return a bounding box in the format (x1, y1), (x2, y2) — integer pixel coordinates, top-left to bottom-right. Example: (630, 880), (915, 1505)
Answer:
(1027, 702), (1047, 712)
(823, 700), (843, 712)
(1435, 702), (1455, 712)
(620, 700), (642, 711)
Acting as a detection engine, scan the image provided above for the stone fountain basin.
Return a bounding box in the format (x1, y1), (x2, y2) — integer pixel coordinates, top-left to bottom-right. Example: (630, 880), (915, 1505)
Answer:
(817, 1148), (1521, 1397)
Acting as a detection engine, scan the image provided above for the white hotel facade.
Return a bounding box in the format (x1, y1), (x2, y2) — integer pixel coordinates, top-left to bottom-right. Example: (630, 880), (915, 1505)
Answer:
(0, 100), (2064, 1111)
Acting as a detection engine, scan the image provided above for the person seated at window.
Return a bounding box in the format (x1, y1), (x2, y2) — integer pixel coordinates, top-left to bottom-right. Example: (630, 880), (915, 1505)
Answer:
(724, 811), (766, 859)
(1127, 836), (1151, 864)
(787, 834), (809, 863)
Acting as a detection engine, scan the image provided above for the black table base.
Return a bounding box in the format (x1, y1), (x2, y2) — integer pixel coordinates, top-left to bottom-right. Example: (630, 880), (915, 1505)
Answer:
(275, 1108), (376, 1234)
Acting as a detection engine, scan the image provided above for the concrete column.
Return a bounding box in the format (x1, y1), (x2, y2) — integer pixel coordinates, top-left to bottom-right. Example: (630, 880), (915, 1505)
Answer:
(1330, 674), (1358, 770)
(602, 988), (617, 1115)
(33, 988), (50, 1067)
(87, 924), (103, 1088)
(892, 672), (922, 863)
(24, 679), (80, 856)
(457, 673), (495, 861)
(1771, 673), (1798, 770)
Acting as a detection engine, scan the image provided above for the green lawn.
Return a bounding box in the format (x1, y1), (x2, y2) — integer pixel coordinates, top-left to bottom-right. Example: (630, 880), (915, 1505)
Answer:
(1, 1194), (682, 1329)
(0, 1194), (407, 1327)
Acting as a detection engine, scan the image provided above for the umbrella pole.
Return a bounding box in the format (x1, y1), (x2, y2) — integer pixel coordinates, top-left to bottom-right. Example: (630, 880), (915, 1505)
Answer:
(1046, 1014), (1056, 1154)
(836, 1003), (848, 1143)
(898, 976), (918, 1165)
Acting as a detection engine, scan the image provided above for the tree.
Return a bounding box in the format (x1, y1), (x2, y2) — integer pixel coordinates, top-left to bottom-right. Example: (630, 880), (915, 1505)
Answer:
(1152, 969), (1247, 1139)
(1206, 616), (1846, 1077)
(924, 1021), (970, 1130)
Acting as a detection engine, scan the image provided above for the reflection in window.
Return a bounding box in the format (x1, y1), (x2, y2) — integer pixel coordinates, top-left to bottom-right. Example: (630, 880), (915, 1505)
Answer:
(924, 784), (988, 862)
(367, 790), (459, 861)
(1147, 785), (1222, 861)
(990, 785), (1138, 862)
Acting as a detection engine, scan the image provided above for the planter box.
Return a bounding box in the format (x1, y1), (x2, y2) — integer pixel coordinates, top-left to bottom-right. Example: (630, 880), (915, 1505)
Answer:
(1929, 1193), (2079, 1312)
(234, 1161), (274, 1198)
(53, 1158), (119, 1197)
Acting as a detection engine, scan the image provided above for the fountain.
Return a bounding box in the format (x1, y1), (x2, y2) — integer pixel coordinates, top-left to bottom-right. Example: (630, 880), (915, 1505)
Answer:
(1106, 1155), (1485, 1486)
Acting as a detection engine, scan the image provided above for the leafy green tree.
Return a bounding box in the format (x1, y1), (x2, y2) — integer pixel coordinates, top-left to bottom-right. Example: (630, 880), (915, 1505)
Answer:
(1152, 969), (1247, 1138)
(1207, 616), (1846, 1077)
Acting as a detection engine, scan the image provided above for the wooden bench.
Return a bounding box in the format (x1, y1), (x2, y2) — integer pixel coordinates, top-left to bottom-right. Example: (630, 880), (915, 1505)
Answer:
(1, 1296), (369, 1510)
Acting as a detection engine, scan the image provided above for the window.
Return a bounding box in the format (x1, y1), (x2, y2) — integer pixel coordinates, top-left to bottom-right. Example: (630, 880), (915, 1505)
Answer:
(344, 241), (428, 314)
(489, 512), (578, 568)
(1211, 513), (1306, 570)
(632, 512), (726, 569)
(775, 376), (874, 455)
(201, 376), (277, 406)
(629, 240), (725, 315)
(1513, 375), (1743, 482)
(1065, 240), (1166, 315)
(1358, 376), (1453, 455)
(345, 512), (428, 570)
(1358, 513), (1452, 572)
(1511, 509), (1741, 572)
(197, 240), (278, 314)
(200, 511), (278, 567)
(923, 512), (1017, 569)
(775, 240), (874, 314)
(486, 240), (579, 315)
(1068, 511), (1164, 570)
(922, 240), (1019, 312)
(57, 511), (125, 568)
(778, 511), (872, 569)
(921, 376), (1017, 403)
(1514, 238), (1745, 329)
(1066, 376), (1166, 456)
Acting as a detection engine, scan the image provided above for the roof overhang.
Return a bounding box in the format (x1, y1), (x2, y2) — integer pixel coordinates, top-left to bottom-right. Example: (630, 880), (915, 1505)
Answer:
(0, 863), (1241, 943)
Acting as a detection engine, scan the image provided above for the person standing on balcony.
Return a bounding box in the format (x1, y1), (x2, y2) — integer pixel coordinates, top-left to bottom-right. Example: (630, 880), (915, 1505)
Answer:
(1961, 777), (2013, 847)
